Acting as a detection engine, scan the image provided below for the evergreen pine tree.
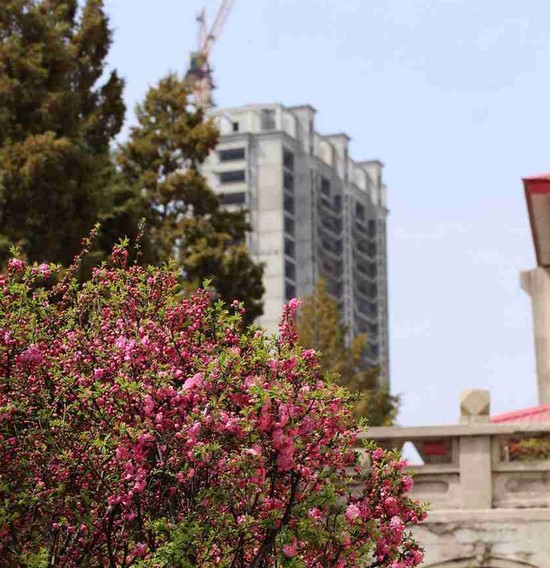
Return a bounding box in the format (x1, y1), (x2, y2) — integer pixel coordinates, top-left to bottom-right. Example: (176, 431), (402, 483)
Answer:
(296, 279), (398, 426)
(0, 0), (125, 266)
(117, 74), (264, 324)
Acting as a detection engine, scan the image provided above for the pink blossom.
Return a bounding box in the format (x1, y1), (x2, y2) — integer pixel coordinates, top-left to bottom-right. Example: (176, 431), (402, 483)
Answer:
(0, 247), (423, 565)
(277, 442), (294, 472)
(372, 448), (384, 461)
(16, 345), (43, 368)
(390, 516), (404, 532)
(402, 474), (414, 491)
(303, 348), (317, 361)
(38, 263), (51, 278)
(8, 258), (25, 272)
(384, 496), (399, 516)
(93, 368), (105, 380)
(376, 538), (390, 561)
(286, 297), (302, 314)
(282, 539), (298, 558)
(134, 543), (148, 558)
(258, 401), (272, 431)
(182, 372), (203, 391)
(308, 507), (323, 521)
(143, 395), (155, 417)
(394, 458), (408, 471)
(345, 504), (361, 523)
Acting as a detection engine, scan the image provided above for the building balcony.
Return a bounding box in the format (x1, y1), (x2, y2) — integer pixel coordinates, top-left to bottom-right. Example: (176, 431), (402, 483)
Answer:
(317, 240), (343, 263)
(352, 218), (377, 239)
(353, 241), (377, 260)
(318, 195), (343, 217)
(353, 302), (378, 322)
(354, 281), (378, 300)
(318, 259), (344, 281)
(354, 259), (377, 281)
(318, 216), (343, 238)
(355, 319), (379, 338)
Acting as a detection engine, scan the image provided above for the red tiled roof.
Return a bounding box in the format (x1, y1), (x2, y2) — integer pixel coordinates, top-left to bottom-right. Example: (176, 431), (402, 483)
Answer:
(491, 403), (550, 423)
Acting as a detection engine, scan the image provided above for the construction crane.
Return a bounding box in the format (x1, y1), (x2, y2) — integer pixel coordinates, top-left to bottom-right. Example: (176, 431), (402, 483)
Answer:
(185, 0), (236, 108)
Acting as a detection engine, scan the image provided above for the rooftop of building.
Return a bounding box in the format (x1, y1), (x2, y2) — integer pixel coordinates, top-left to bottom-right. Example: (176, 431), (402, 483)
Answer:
(209, 102), (386, 203)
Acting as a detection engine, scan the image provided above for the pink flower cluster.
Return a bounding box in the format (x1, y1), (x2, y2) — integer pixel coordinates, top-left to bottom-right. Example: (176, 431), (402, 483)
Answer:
(0, 249), (426, 566)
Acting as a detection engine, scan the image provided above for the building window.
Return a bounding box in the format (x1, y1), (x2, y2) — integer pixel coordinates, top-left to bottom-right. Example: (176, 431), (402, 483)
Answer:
(218, 147), (245, 162)
(356, 202), (365, 220)
(232, 122), (240, 132)
(320, 176), (330, 196)
(285, 260), (296, 281)
(284, 193), (295, 215)
(284, 215), (294, 235)
(283, 149), (294, 170)
(219, 192), (246, 206)
(334, 195), (342, 211)
(219, 170), (246, 184)
(261, 109), (276, 131)
(328, 281), (342, 298)
(368, 219), (376, 237)
(283, 171), (294, 192)
(284, 238), (295, 258)
(370, 262), (377, 277)
(285, 281), (296, 301)
(322, 260), (334, 275)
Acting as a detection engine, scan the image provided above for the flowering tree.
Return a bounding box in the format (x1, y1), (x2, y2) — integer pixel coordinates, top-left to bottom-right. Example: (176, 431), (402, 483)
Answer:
(0, 239), (426, 567)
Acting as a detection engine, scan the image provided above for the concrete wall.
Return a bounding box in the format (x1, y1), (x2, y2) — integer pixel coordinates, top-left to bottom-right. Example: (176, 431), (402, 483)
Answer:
(418, 510), (550, 568)
(254, 137), (285, 333)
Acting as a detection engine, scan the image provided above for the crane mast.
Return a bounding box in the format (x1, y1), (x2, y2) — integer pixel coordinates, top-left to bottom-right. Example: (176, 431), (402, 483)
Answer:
(185, 0), (236, 108)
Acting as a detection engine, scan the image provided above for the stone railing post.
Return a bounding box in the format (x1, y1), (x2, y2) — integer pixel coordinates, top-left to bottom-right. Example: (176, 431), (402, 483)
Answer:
(459, 390), (492, 509)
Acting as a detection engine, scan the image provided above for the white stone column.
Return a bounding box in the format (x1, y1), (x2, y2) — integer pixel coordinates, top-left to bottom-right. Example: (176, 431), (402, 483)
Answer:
(521, 267), (550, 404)
(459, 435), (492, 509)
(459, 390), (492, 509)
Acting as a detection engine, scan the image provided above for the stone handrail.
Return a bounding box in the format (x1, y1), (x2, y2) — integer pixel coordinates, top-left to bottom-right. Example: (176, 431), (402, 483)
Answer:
(363, 422), (550, 510)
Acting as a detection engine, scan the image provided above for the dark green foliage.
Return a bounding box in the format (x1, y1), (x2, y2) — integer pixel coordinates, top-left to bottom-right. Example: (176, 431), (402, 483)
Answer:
(0, 0), (125, 266)
(117, 74), (264, 324)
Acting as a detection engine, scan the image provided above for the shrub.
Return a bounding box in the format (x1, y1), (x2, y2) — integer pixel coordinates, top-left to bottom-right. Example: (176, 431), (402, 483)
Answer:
(0, 240), (425, 567)
(508, 436), (550, 462)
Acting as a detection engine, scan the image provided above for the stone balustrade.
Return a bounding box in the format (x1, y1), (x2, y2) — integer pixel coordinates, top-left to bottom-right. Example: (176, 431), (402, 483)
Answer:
(362, 391), (550, 568)
(363, 421), (550, 511)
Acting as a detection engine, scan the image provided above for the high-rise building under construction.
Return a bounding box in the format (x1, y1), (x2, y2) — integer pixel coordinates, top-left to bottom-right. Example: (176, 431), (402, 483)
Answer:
(202, 103), (389, 377)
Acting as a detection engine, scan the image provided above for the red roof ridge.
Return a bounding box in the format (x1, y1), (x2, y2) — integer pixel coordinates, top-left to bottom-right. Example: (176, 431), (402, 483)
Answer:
(491, 403), (550, 423)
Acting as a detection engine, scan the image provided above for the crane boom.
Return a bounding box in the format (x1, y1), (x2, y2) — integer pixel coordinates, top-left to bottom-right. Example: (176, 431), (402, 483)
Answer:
(185, 0), (237, 108)
(201, 0), (236, 57)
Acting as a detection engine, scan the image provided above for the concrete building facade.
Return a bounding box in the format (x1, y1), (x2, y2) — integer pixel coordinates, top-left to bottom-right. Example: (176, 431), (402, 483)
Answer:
(202, 103), (390, 374)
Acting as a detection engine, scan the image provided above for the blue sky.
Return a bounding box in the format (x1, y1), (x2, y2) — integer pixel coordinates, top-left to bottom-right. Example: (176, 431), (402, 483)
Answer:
(104, 0), (550, 426)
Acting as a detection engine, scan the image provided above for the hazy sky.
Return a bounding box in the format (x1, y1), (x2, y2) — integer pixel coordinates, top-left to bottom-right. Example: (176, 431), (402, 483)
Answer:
(103, 0), (550, 426)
